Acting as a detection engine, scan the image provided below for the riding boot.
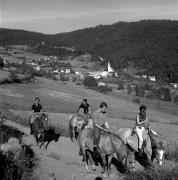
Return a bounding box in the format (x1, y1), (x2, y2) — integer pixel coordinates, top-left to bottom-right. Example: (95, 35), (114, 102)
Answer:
(138, 148), (143, 156)
(93, 146), (99, 157)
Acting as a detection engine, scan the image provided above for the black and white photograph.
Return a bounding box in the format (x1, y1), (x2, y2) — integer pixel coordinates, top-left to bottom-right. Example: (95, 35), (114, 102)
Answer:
(0, 0), (178, 179)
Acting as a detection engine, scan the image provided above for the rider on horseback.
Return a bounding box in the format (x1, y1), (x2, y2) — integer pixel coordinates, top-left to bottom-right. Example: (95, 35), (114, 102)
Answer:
(78, 98), (91, 116)
(92, 102), (110, 155)
(78, 98), (91, 127)
(30, 97), (43, 134)
(135, 105), (150, 155)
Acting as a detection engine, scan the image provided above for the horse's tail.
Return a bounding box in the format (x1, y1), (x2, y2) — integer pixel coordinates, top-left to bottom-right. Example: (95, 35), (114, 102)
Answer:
(68, 115), (74, 142)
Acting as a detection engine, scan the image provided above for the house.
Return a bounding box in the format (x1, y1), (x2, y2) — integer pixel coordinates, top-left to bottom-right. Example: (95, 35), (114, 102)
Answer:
(98, 82), (106, 86)
(149, 76), (156, 82)
(170, 83), (178, 89)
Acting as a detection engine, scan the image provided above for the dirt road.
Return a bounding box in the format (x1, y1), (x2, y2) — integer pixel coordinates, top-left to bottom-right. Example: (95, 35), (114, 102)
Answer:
(4, 120), (123, 180)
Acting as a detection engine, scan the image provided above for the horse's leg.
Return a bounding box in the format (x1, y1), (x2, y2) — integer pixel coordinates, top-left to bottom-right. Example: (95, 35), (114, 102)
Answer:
(87, 150), (96, 171)
(100, 153), (107, 175)
(107, 155), (113, 177)
(45, 141), (50, 149)
(39, 141), (43, 148)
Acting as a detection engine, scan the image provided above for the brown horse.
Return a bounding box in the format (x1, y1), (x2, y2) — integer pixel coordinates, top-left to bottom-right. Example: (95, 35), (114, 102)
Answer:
(78, 127), (135, 177)
(68, 114), (87, 143)
(118, 128), (165, 167)
(29, 113), (48, 145)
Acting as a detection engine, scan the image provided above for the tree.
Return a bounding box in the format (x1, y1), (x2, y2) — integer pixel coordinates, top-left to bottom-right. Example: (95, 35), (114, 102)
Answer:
(83, 76), (98, 88)
(0, 56), (4, 70)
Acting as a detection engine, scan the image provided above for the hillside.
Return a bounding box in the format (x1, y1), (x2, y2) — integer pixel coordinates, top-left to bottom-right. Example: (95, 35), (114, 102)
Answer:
(1, 20), (178, 82)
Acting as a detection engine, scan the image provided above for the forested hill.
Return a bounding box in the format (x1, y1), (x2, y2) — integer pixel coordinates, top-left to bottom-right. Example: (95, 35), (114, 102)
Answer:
(0, 20), (178, 82)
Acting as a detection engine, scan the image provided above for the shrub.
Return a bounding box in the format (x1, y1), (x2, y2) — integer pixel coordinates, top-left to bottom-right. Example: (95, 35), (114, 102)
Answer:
(174, 95), (178, 104)
(72, 76), (77, 82)
(81, 65), (88, 69)
(0, 57), (4, 69)
(156, 87), (171, 101)
(117, 81), (125, 90)
(83, 76), (98, 88)
(96, 85), (112, 94)
(127, 84), (132, 95)
(8, 71), (21, 83)
(145, 91), (156, 99)
(135, 84), (145, 97)
(133, 98), (141, 104)
(76, 82), (81, 86)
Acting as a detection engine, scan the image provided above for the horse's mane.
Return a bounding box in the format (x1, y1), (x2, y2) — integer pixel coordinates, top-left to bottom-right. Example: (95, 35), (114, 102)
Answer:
(99, 128), (125, 143)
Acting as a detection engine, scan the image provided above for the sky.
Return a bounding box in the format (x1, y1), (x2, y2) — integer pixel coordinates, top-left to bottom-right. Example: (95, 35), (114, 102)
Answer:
(0, 0), (177, 34)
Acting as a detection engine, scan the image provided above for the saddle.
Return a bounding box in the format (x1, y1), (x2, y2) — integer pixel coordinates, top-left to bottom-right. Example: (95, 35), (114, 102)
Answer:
(127, 129), (149, 152)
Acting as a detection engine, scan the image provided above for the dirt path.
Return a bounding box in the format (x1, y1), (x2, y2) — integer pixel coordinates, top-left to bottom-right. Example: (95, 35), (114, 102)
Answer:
(4, 120), (123, 180)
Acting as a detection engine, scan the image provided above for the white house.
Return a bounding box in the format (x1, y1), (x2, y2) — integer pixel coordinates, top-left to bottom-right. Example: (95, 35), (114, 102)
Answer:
(149, 76), (156, 82)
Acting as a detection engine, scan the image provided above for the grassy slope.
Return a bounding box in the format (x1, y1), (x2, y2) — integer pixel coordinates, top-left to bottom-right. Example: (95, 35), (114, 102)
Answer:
(0, 77), (178, 141)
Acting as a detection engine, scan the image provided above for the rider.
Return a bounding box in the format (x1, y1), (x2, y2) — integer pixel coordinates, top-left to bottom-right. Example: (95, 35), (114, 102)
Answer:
(92, 102), (110, 155)
(78, 98), (91, 116)
(135, 105), (150, 155)
(30, 97), (43, 134)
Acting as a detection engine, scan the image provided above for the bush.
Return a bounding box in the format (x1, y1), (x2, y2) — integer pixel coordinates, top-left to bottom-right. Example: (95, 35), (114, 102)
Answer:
(135, 84), (145, 97)
(127, 84), (132, 95)
(96, 85), (112, 94)
(59, 74), (69, 81)
(72, 76), (77, 82)
(8, 71), (21, 83)
(83, 76), (98, 88)
(174, 95), (178, 104)
(117, 81), (125, 90)
(156, 87), (171, 101)
(145, 91), (156, 99)
(81, 65), (88, 69)
(133, 98), (141, 104)
(0, 56), (4, 69)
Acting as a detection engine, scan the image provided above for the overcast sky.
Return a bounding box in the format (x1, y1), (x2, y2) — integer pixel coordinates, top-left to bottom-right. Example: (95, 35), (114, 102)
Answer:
(0, 0), (177, 34)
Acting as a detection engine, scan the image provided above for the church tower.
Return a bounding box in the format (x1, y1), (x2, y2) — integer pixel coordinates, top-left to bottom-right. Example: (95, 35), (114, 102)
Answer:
(108, 61), (114, 73)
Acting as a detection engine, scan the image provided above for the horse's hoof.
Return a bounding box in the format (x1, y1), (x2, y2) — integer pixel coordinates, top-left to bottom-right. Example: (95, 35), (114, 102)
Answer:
(92, 165), (96, 171)
(103, 173), (108, 178)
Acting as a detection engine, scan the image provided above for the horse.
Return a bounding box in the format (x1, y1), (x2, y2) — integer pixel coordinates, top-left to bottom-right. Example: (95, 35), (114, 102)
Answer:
(29, 113), (48, 145)
(117, 128), (165, 167)
(78, 126), (135, 177)
(38, 128), (60, 149)
(68, 114), (87, 143)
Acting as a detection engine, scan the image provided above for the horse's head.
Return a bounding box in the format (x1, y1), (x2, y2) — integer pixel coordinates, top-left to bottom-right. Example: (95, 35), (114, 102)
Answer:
(149, 130), (165, 166)
(55, 133), (60, 142)
(155, 140), (165, 166)
(42, 113), (48, 121)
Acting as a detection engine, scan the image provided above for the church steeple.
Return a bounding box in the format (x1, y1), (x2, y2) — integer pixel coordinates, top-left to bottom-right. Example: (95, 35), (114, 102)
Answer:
(108, 61), (114, 73)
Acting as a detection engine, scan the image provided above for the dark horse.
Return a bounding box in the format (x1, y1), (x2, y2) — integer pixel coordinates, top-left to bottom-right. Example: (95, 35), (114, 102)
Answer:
(78, 127), (135, 177)
(29, 113), (48, 145)
(38, 128), (60, 149)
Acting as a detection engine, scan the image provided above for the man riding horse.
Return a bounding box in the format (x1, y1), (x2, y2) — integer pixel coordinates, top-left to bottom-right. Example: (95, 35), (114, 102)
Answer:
(92, 102), (110, 155)
(79, 102), (110, 156)
(30, 97), (43, 135)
